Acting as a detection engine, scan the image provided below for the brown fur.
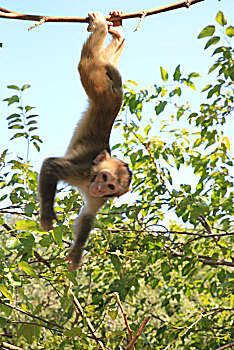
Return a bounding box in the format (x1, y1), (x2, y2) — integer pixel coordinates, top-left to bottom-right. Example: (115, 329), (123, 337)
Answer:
(38, 12), (131, 271)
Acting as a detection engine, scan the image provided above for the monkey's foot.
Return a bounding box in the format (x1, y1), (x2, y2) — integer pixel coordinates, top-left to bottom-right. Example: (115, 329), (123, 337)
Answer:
(87, 12), (107, 33)
(40, 211), (58, 231)
(108, 11), (124, 39)
(65, 247), (83, 271)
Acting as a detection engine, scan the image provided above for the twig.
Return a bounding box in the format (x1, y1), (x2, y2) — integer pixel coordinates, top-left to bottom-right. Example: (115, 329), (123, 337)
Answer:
(69, 287), (105, 349)
(0, 300), (65, 330)
(7, 321), (63, 334)
(114, 292), (135, 350)
(169, 248), (234, 267)
(0, 0), (204, 30)
(135, 11), (146, 32)
(216, 343), (234, 350)
(0, 342), (24, 350)
(125, 317), (150, 350)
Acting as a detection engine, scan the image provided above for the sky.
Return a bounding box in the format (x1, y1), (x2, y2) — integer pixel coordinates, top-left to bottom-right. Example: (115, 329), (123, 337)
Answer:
(0, 0), (234, 176)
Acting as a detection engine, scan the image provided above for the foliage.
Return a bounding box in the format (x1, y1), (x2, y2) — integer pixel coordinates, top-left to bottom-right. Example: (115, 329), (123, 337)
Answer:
(0, 11), (233, 350)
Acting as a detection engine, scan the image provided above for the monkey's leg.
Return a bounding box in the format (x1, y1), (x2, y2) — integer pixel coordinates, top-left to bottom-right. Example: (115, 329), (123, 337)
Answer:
(102, 36), (125, 68)
(39, 157), (78, 231)
(65, 197), (106, 271)
(81, 12), (108, 60)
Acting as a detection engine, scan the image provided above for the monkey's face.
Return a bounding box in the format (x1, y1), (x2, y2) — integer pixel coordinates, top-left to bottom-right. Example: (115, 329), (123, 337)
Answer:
(90, 150), (131, 198)
(89, 169), (119, 197)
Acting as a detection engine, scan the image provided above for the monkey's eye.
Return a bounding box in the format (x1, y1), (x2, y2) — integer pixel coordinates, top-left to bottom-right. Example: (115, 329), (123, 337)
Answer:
(108, 184), (115, 191)
(102, 173), (107, 181)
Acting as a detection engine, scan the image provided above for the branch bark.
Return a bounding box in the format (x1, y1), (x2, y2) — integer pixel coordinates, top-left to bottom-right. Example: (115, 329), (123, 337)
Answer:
(0, 0), (204, 30)
(114, 292), (135, 350)
(0, 342), (24, 350)
(69, 288), (105, 350)
(169, 248), (234, 267)
(125, 317), (150, 350)
(0, 300), (64, 330)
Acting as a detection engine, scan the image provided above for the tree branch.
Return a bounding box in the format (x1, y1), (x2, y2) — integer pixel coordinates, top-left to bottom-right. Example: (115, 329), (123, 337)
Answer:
(125, 317), (150, 350)
(0, 300), (65, 330)
(0, 342), (24, 350)
(69, 287), (105, 349)
(216, 343), (234, 350)
(0, 0), (204, 30)
(114, 292), (135, 350)
(169, 248), (234, 267)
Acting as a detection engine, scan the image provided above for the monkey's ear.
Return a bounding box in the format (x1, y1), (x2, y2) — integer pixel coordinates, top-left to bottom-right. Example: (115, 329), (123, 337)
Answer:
(93, 150), (110, 164)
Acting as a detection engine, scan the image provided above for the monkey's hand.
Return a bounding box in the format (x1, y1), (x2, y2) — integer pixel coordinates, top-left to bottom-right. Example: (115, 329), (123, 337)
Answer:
(87, 12), (107, 33)
(65, 245), (83, 271)
(40, 210), (58, 231)
(108, 10), (124, 39)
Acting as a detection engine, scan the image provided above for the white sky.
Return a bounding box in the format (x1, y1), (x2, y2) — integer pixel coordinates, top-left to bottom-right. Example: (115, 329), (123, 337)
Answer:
(0, 0), (234, 174)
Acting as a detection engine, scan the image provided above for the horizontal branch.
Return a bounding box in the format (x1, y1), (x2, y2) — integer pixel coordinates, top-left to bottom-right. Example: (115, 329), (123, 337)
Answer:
(170, 248), (234, 267)
(0, 0), (204, 30)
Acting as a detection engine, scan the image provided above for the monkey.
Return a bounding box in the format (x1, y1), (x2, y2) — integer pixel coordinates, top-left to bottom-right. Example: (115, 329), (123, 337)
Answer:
(39, 11), (132, 271)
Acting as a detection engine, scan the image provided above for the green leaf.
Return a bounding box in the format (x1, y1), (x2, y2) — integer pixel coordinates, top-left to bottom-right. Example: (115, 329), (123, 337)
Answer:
(217, 268), (225, 283)
(8, 124), (24, 130)
(216, 11), (226, 26)
(198, 25), (215, 39)
(25, 106), (35, 112)
(202, 84), (212, 92)
(127, 80), (138, 86)
(7, 85), (20, 90)
(208, 63), (219, 74)
(204, 36), (220, 50)
(18, 324), (41, 344)
(0, 284), (13, 302)
(6, 113), (21, 121)
(52, 227), (63, 249)
(223, 136), (230, 150)
(33, 142), (40, 152)
(10, 132), (28, 140)
(64, 327), (82, 337)
(18, 231), (35, 249)
(173, 65), (181, 81)
(24, 203), (35, 215)
(226, 25), (234, 37)
(108, 308), (118, 321)
(0, 317), (7, 327)
(18, 261), (38, 279)
(160, 67), (168, 81)
(3, 95), (20, 106)
(161, 262), (171, 275)
(16, 220), (38, 230)
(21, 84), (31, 91)
(188, 72), (201, 78)
(155, 101), (167, 115)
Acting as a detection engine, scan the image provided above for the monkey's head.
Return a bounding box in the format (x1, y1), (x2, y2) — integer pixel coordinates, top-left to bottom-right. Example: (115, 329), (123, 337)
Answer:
(89, 150), (132, 198)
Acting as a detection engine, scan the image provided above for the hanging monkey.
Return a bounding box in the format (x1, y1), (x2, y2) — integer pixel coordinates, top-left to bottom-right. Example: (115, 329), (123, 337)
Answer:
(39, 11), (132, 271)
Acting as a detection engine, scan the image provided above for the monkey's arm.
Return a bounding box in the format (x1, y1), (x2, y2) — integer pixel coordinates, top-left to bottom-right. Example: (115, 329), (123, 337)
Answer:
(65, 196), (106, 271)
(39, 157), (80, 231)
